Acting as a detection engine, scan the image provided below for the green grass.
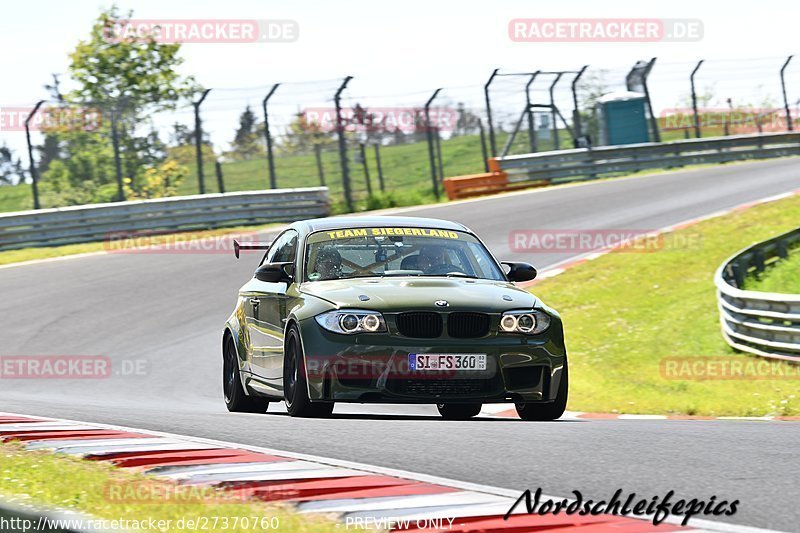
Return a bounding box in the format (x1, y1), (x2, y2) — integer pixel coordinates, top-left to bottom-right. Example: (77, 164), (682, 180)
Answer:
(745, 248), (800, 294)
(0, 442), (341, 533)
(530, 194), (800, 417)
(0, 183), (34, 213)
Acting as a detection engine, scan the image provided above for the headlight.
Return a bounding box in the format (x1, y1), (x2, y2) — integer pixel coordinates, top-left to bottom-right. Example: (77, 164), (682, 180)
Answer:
(315, 310), (387, 334)
(499, 309), (551, 335)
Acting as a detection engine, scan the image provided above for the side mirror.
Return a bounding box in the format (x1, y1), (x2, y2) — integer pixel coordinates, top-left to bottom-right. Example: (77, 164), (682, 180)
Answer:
(502, 261), (537, 282)
(254, 262), (294, 283)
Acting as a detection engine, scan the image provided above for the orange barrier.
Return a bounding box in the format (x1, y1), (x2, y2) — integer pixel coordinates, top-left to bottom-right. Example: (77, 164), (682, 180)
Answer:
(442, 172), (509, 200)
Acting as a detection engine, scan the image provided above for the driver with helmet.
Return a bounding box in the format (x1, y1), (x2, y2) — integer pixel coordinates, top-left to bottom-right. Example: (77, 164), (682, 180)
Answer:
(416, 245), (448, 274)
(314, 247), (343, 280)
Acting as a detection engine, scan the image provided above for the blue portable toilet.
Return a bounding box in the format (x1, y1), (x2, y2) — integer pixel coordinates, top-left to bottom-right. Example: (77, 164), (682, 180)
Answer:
(596, 91), (650, 146)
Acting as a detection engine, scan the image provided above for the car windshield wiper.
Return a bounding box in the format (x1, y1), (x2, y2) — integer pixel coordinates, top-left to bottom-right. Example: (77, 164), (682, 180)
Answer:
(343, 273), (386, 279)
(417, 272), (481, 279)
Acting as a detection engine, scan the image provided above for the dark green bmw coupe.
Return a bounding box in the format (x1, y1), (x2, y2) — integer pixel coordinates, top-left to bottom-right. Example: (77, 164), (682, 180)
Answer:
(223, 216), (568, 420)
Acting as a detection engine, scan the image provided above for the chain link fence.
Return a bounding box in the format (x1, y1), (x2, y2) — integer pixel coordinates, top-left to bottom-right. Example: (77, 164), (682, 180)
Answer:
(3, 55), (798, 214)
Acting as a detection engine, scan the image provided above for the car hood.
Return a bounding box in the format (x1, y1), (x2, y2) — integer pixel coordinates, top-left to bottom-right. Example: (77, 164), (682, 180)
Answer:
(299, 277), (538, 313)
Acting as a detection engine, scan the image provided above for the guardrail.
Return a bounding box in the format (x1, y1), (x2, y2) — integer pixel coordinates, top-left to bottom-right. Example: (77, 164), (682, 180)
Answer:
(443, 132), (800, 199)
(0, 187), (330, 251)
(715, 226), (800, 362)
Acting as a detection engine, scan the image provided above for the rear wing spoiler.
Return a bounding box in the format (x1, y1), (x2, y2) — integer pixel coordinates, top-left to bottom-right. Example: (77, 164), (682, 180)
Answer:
(233, 239), (271, 259)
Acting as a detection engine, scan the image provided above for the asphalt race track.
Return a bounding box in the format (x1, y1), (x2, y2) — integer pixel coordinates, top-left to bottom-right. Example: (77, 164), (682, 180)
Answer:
(2, 158), (800, 531)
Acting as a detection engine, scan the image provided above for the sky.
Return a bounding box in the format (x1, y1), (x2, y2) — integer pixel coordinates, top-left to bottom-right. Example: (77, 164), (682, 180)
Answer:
(1, 0), (798, 157)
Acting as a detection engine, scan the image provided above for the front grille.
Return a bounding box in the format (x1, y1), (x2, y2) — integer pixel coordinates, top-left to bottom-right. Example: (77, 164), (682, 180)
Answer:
(387, 378), (493, 397)
(448, 312), (491, 338)
(396, 312), (443, 338)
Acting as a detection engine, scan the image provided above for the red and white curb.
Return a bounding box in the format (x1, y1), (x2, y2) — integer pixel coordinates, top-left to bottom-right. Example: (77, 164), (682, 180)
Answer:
(479, 404), (800, 422)
(520, 189), (800, 288)
(0, 412), (780, 533)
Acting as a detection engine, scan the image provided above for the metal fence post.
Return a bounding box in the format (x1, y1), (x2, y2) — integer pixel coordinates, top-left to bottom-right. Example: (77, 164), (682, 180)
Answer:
(643, 58), (660, 142)
(549, 73), (564, 150)
(359, 142), (372, 195)
(334, 76), (354, 211)
(571, 65), (588, 144)
(780, 55), (794, 132)
(424, 88), (442, 199)
(373, 144), (385, 192)
(193, 89), (211, 195)
(690, 59), (704, 138)
(215, 159), (225, 193)
(109, 106), (125, 202)
(478, 119), (489, 172)
(525, 71), (540, 153)
(262, 83), (280, 188)
(24, 100), (45, 210)
(314, 144), (326, 186)
(434, 127), (445, 183)
(484, 69), (500, 157)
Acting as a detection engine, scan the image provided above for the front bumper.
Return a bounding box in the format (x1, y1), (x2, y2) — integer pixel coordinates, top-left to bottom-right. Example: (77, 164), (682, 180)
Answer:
(297, 316), (567, 404)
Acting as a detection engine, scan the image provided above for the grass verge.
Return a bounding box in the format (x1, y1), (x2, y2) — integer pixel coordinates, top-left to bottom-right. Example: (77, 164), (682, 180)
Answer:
(0, 441), (340, 532)
(530, 193), (800, 416)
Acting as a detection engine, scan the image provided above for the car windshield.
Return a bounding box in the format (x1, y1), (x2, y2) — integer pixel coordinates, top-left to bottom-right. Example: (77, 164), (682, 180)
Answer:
(304, 227), (505, 282)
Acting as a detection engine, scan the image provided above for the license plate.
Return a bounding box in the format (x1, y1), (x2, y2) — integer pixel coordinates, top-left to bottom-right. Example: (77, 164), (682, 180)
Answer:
(409, 354), (487, 371)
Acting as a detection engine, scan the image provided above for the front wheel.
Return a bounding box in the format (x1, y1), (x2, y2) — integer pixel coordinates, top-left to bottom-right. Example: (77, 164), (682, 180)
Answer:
(437, 403), (482, 420)
(515, 361), (568, 421)
(223, 335), (270, 413)
(284, 326), (334, 418)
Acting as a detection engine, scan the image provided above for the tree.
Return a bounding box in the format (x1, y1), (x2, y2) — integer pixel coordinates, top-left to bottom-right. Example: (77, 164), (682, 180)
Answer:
(453, 102), (481, 136)
(69, 6), (198, 114)
(228, 106), (263, 160)
(0, 144), (24, 185)
(278, 113), (337, 155)
(36, 133), (61, 174)
(36, 6), (197, 205)
(576, 70), (611, 145)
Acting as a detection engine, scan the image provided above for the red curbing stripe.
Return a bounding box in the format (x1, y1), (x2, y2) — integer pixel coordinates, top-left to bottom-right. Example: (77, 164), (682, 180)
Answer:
(775, 416), (800, 421)
(1, 430), (150, 442)
(83, 447), (230, 462)
(546, 520), (686, 532)
(399, 512), (661, 532)
(408, 513), (686, 532)
(0, 416), (48, 423)
(96, 449), (289, 469)
(494, 409), (518, 418)
(223, 476), (457, 503)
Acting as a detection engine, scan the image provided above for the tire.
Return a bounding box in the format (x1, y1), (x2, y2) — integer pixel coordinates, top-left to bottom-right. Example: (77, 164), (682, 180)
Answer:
(284, 325), (334, 418)
(223, 335), (271, 413)
(515, 360), (568, 421)
(437, 403), (482, 420)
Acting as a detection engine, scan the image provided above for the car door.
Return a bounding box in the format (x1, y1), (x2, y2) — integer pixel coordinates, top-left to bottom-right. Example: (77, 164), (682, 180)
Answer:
(246, 230), (298, 382)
